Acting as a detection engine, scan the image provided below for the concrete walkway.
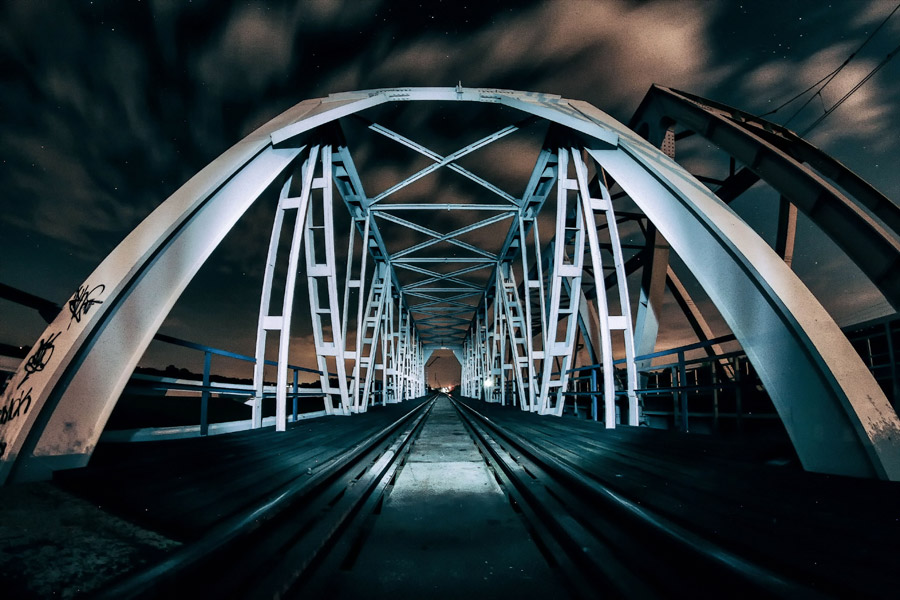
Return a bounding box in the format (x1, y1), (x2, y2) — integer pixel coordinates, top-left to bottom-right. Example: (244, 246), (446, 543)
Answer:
(322, 395), (570, 599)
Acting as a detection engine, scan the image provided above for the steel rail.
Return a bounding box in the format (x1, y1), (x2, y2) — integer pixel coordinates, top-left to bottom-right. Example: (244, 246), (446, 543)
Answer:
(95, 395), (436, 598)
(248, 396), (434, 599)
(450, 396), (823, 599)
(451, 397), (625, 599)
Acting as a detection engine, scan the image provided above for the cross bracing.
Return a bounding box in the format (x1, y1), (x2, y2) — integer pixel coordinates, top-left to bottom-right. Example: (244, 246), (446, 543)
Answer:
(3, 86), (900, 487)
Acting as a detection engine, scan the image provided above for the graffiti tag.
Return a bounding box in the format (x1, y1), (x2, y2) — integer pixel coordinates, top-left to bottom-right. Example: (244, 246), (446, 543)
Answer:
(0, 387), (32, 426)
(18, 331), (61, 390)
(68, 283), (105, 328)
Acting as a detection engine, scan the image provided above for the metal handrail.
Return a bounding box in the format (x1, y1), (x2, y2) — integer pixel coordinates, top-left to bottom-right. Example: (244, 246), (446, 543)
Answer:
(152, 333), (324, 376)
(567, 333), (738, 374)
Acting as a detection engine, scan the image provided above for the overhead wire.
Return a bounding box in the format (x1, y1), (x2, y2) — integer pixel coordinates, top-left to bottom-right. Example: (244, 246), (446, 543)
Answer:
(761, 63), (843, 118)
(762, 2), (900, 129)
(801, 40), (900, 135)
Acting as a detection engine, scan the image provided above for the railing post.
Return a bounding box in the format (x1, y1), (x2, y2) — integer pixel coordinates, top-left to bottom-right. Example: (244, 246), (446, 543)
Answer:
(305, 145), (352, 415)
(670, 365), (678, 429)
(711, 361), (719, 433)
(590, 369), (598, 421)
(886, 321), (898, 405)
(573, 381), (580, 418)
(200, 351), (211, 437)
(678, 350), (688, 432)
(292, 368), (299, 423)
(734, 356), (744, 433)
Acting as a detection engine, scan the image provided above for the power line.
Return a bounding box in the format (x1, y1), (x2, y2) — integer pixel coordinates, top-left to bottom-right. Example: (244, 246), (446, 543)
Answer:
(762, 63), (842, 118)
(762, 2), (900, 125)
(801, 40), (900, 135)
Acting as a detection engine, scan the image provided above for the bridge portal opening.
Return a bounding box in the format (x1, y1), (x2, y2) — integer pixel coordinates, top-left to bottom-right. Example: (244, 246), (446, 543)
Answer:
(425, 349), (462, 392)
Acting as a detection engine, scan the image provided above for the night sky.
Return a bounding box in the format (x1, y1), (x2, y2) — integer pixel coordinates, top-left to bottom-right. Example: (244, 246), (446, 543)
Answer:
(1, 0), (898, 386)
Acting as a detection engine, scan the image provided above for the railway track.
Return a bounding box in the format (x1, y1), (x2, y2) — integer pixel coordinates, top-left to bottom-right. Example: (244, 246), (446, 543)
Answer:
(95, 395), (436, 599)
(449, 396), (825, 600)
(89, 393), (884, 598)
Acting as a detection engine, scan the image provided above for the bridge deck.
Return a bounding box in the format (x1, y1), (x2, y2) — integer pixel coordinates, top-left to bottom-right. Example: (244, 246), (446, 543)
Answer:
(461, 397), (900, 596)
(301, 395), (570, 598)
(45, 396), (900, 596)
(57, 401), (427, 541)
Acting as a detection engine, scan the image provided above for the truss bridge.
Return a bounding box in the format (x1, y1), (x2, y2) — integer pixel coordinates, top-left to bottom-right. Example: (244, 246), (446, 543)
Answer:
(1, 86), (899, 598)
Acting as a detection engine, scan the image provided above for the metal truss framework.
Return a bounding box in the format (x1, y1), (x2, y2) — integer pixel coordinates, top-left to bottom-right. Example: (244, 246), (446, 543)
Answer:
(2, 87), (899, 486)
(631, 85), (900, 311)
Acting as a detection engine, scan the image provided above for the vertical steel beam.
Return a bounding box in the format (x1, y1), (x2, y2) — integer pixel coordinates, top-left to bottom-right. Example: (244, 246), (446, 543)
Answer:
(378, 280), (394, 405)
(538, 149), (585, 416)
(385, 292), (398, 403)
(356, 261), (389, 411)
(416, 330), (425, 396)
(516, 216), (546, 412)
(480, 306), (490, 400)
(525, 218), (549, 412)
(304, 146), (351, 415)
(634, 126), (673, 367)
(489, 278), (506, 404)
(253, 146), (320, 430)
(470, 308), (486, 400)
(634, 224), (670, 369)
(583, 154), (640, 425)
(343, 216), (371, 412)
(498, 262), (532, 410)
(571, 149), (639, 425)
(468, 337), (473, 396)
(396, 308), (409, 402)
(776, 196), (798, 268)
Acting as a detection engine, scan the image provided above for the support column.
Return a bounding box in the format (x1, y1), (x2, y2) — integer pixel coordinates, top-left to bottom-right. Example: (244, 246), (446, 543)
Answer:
(253, 146), (320, 431)
(342, 215), (371, 412)
(355, 261), (389, 412)
(396, 308), (410, 402)
(572, 149), (640, 426)
(479, 306), (491, 401)
(538, 148), (585, 416)
(634, 224), (670, 368)
(518, 150), (557, 412)
(304, 145), (351, 415)
(634, 125), (672, 367)
(489, 279), (507, 405)
(776, 195), (798, 268)
(515, 216), (542, 411)
(380, 286), (395, 404)
(498, 262), (532, 410)
(384, 294), (399, 403)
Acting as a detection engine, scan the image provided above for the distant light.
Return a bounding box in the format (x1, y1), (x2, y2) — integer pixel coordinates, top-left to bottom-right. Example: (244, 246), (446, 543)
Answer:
(483, 377), (493, 388)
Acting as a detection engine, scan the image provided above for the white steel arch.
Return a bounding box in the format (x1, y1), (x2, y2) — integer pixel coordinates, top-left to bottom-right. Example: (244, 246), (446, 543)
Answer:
(1, 87), (898, 485)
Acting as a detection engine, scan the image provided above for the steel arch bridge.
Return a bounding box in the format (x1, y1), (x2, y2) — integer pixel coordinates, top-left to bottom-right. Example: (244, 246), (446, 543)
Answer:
(1, 86), (899, 485)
